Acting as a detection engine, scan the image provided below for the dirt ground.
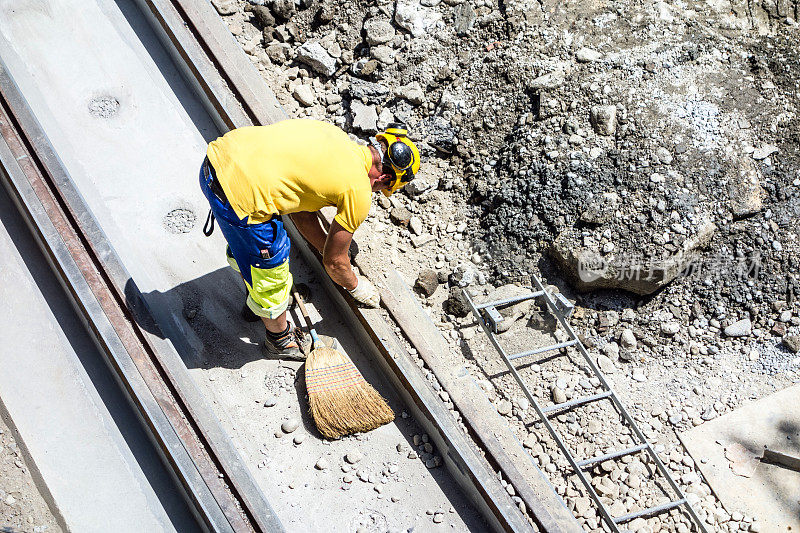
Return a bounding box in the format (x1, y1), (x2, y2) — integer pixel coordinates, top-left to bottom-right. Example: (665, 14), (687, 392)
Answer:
(0, 413), (61, 533)
(211, 0), (799, 530)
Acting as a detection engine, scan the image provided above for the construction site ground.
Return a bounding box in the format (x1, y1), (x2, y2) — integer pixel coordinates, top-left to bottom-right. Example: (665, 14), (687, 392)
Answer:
(214, 0), (800, 530)
(1, 0), (798, 531)
(0, 414), (60, 533)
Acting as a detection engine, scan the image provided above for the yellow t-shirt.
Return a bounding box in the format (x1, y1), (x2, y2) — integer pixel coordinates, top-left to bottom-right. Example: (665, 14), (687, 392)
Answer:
(207, 120), (373, 233)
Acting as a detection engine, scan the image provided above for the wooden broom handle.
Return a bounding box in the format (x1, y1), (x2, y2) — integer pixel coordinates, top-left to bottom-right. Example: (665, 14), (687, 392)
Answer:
(292, 289), (318, 343)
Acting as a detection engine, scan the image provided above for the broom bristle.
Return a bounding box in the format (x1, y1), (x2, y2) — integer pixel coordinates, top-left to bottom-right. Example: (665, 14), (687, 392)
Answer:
(305, 346), (394, 439)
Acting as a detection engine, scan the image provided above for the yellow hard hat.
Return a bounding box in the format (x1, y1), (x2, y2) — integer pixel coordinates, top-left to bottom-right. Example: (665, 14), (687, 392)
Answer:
(375, 123), (421, 197)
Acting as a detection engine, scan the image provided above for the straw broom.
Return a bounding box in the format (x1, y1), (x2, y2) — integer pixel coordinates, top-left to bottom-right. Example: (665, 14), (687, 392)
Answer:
(293, 289), (394, 439)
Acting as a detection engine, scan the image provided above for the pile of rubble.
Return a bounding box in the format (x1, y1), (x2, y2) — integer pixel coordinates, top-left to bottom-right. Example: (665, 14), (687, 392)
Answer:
(214, 0), (799, 346)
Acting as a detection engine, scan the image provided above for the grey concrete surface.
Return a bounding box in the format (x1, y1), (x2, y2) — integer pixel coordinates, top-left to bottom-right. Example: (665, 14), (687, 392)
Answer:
(0, 186), (197, 532)
(680, 384), (800, 531)
(0, 0), (484, 529)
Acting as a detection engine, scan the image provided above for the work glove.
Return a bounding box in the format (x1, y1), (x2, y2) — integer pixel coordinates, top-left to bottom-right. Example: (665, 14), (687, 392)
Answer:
(349, 275), (381, 308)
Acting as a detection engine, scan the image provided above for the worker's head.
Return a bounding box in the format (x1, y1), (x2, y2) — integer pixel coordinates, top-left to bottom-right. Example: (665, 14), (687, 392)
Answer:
(368, 123), (420, 196)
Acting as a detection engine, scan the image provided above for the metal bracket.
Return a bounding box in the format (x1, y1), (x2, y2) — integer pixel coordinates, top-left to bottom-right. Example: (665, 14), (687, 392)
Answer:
(553, 292), (574, 319)
(483, 306), (504, 333)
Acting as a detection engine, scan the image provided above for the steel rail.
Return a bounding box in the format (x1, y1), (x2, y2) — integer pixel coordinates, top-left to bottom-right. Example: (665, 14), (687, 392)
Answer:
(0, 58), (278, 532)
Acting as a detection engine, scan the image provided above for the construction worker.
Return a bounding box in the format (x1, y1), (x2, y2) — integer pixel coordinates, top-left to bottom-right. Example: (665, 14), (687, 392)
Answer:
(199, 120), (420, 358)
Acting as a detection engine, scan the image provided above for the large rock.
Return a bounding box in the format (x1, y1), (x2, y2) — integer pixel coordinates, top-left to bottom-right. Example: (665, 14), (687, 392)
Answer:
(444, 286), (471, 318)
(346, 78), (390, 103)
(579, 192), (620, 225)
(405, 176), (436, 197)
(527, 70), (566, 91)
(252, 6), (276, 27)
(449, 264), (476, 287)
(453, 3), (476, 35)
(296, 41), (336, 76)
(415, 269), (439, 297)
(390, 206), (412, 225)
(417, 116), (456, 154)
(363, 17), (395, 45)
(550, 218), (717, 295)
(575, 47), (602, 62)
(350, 101), (378, 132)
(265, 43), (291, 64)
(270, 0), (295, 20)
(396, 82), (425, 105)
(394, 0), (442, 37)
(211, 0), (237, 15)
(292, 85), (315, 106)
(783, 335), (800, 353)
(724, 318), (752, 337)
(728, 156), (765, 219)
(590, 105), (617, 135)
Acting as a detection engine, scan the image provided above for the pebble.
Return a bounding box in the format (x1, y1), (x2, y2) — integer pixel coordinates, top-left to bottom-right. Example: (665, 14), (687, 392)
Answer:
(724, 318), (752, 337)
(409, 216), (424, 235)
(292, 84), (315, 107)
(620, 328), (637, 349)
(632, 370), (647, 382)
(315, 457), (330, 470)
(575, 47), (602, 62)
(433, 513), (444, 523)
(346, 450), (364, 464)
(281, 418), (300, 433)
(264, 395), (278, 407)
(496, 399), (513, 416)
(661, 322), (681, 336)
(550, 385), (567, 404)
(293, 433), (306, 445)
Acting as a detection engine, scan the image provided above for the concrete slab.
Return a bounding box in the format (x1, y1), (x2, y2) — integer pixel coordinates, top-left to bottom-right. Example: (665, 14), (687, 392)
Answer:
(679, 384), (800, 530)
(0, 186), (196, 531)
(0, 0), (485, 529)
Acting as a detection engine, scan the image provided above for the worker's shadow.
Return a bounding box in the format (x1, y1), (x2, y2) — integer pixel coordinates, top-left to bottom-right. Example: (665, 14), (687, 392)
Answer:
(125, 266), (277, 370)
(126, 238), (360, 371)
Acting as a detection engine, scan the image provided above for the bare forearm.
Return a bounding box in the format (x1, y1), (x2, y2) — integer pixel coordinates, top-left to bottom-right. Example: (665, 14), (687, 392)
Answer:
(324, 260), (357, 290)
(289, 211), (327, 253)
